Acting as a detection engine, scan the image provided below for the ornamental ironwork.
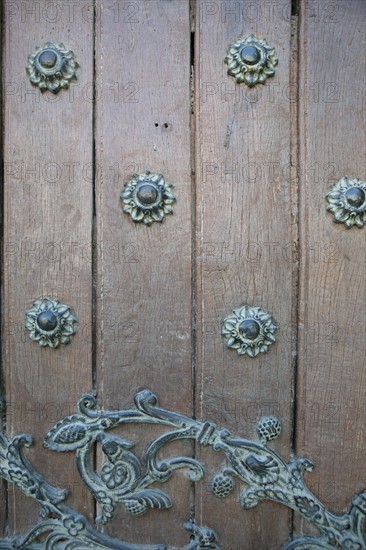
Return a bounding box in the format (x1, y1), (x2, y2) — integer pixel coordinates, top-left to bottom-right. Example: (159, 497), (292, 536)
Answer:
(222, 305), (277, 357)
(225, 35), (277, 87)
(25, 297), (77, 348)
(0, 390), (364, 549)
(326, 177), (366, 228)
(27, 42), (79, 93)
(120, 172), (176, 225)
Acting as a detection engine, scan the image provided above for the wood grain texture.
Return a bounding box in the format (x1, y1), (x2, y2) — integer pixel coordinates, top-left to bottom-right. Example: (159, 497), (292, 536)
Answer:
(195, 1), (296, 548)
(3, 0), (94, 533)
(95, 0), (192, 545)
(297, 0), (366, 532)
(0, 0), (4, 536)
(2, 0), (365, 546)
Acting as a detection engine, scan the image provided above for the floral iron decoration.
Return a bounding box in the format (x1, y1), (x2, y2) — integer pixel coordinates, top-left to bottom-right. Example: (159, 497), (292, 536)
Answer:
(121, 171), (176, 225)
(25, 297), (77, 348)
(222, 305), (277, 357)
(0, 389), (364, 549)
(225, 34), (278, 87)
(326, 177), (366, 228)
(27, 42), (79, 93)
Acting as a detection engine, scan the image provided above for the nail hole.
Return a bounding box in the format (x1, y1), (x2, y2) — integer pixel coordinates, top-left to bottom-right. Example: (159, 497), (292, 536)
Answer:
(155, 122), (159, 127)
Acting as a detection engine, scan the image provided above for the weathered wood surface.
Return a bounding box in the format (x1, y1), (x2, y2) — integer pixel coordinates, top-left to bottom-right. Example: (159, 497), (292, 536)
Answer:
(0, 0), (4, 537)
(1, 0), (365, 547)
(3, 0), (94, 533)
(296, 0), (366, 534)
(195, 1), (296, 548)
(95, 0), (192, 545)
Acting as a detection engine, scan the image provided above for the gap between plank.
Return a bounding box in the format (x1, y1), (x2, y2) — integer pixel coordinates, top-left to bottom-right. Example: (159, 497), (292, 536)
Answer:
(91, 0), (98, 528)
(289, 0), (301, 541)
(190, 0), (197, 527)
(0, 0), (9, 537)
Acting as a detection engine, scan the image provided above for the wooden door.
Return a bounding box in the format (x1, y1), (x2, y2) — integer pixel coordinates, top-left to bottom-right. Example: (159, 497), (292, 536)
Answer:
(1, 1), (365, 549)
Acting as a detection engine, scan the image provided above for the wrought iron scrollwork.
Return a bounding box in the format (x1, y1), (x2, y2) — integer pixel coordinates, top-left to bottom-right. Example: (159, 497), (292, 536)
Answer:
(0, 390), (365, 549)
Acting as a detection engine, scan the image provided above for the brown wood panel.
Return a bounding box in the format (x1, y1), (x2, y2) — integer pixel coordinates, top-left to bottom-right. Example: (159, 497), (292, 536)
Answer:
(95, 0), (192, 546)
(3, 0), (94, 533)
(296, 0), (366, 532)
(195, 1), (296, 548)
(0, 1), (4, 536)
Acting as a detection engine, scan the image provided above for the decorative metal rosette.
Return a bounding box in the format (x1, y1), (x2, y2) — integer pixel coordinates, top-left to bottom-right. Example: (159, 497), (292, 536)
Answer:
(326, 177), (366, 228)
(25, 298), (77, 348)
(27, 42), (79, 93)
(225, 34), (277, 87)
(120, 172), (176, 226)
(222, 305), (276, 357)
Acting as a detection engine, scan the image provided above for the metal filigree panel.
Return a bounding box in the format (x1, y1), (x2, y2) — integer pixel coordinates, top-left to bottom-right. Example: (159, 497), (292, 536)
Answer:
(0, 391), (365, 549)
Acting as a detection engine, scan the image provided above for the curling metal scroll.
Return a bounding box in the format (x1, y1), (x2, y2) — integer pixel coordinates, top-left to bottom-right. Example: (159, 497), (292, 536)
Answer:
(0, 390), (364, 549)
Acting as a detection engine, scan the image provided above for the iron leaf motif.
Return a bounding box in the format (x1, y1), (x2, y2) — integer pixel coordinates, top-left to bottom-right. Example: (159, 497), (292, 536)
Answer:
(0, 390), (364, 549)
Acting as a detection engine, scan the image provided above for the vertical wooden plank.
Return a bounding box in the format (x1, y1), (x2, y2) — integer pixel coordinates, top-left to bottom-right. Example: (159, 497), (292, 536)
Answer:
(0, 0), (5, 536)
(195, 1), (295, 548)
(3, 0), (94, 533)
(95, 0), (192, 546)
(297, 0), (366, 531)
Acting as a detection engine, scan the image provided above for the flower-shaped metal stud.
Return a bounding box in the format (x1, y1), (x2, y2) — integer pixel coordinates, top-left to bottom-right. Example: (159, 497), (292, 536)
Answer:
(25, 298), (77, 348)
(326, 177), (366, 228)
(225, 34), (277, 87)
(120, 172), (176, 226)
(256, 416), (282, 445)
(27, 42), (79, 93)
(222, 305), (276, 357)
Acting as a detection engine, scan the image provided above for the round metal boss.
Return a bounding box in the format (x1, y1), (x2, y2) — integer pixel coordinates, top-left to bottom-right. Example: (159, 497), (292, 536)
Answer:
(326, 177), (366, 228)
(27, 42), (79, 93)
(222, 305), (276, 357)
(225, 34), (277, 87)
(120, 172), (176, 226)
(25, 298), (77, 348)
